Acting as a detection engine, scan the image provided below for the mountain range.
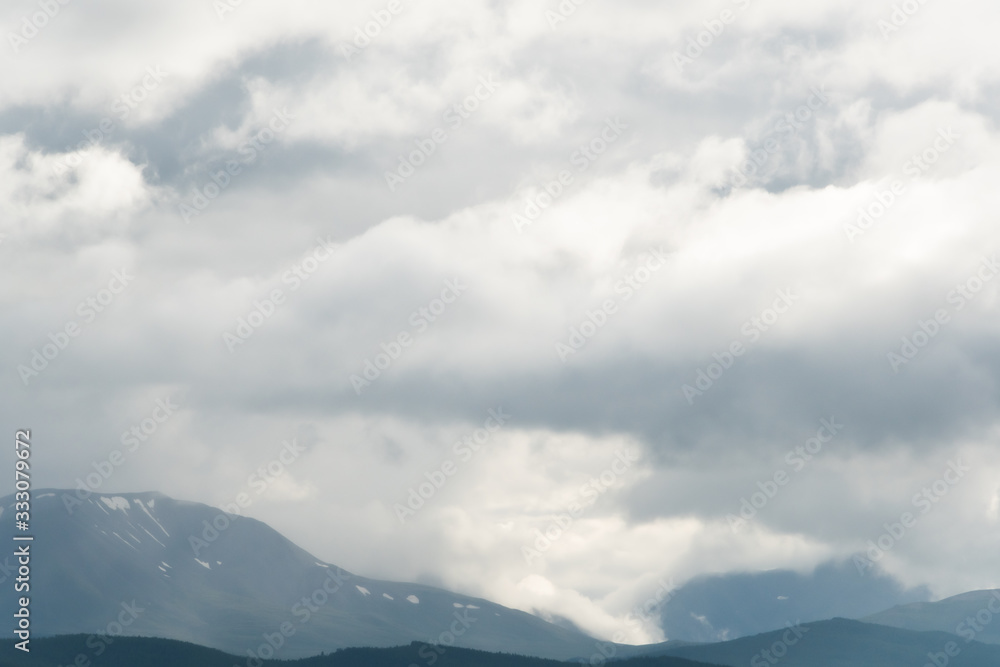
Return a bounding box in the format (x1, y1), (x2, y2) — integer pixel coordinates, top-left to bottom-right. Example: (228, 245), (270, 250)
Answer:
(864, 589), (1000, 644)
(0, 490), (604, 660)
(2, 489), (999, 667)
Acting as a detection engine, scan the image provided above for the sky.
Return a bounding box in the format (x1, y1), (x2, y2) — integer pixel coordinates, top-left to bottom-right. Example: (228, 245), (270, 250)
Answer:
(2, 0), (1000, 646)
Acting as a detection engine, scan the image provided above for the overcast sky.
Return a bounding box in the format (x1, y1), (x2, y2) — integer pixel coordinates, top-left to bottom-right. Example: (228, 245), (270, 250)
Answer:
(2, 0), (1000, 645)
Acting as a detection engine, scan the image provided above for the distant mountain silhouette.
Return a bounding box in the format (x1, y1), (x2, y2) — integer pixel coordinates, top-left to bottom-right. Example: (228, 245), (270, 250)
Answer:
(5, 490), (995, 667)
(650, 617), (1000, 667)
(864, 589), (1000, 644)
(656, 561), (930, 642)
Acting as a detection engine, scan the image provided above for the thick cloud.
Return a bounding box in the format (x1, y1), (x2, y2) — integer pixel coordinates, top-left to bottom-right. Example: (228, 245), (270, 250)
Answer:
(2, 0), (1000, 644)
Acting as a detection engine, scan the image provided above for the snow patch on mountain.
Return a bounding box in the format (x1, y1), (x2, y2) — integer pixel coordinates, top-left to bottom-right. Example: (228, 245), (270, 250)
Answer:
(0, 489), (609, 661)
(140, 525), (166, 547)
(101, 496), (131, 511)
(135, 498), (170, 536)
(112, 531), (138, 550)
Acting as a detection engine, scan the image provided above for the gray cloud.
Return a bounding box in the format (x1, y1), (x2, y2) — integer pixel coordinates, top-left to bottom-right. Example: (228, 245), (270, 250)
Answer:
(2, 0), (1000, 643)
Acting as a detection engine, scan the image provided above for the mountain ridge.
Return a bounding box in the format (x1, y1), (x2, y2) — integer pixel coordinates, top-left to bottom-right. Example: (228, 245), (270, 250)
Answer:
(652, 617), (1000, 667)
(0, 489), (619, 661)
(7, 488), (1000, 667)
(863, 588), (1000, 645)
(0, 635), (724, 667)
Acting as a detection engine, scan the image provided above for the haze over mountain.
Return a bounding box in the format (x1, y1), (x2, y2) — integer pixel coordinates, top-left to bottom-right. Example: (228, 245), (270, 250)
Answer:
(657, 562), (931, 642)
(0, 490), (609, 660)
(864, 589), (1000, 645)
(653, 618), (1000, 667)
(7, 488), (1000, 667)
(6, 622), (1000, 667)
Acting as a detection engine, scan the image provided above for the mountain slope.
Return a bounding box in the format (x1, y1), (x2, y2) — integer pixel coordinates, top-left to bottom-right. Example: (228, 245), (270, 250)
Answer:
(648, 617), (1000, 667)
(654, 561), (930, 642)
(0, 490), (606, 660)
(863, 589), (1000, 645)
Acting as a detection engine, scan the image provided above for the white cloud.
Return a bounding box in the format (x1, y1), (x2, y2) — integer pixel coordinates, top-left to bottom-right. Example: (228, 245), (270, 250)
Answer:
(5, 0), (1000, 644)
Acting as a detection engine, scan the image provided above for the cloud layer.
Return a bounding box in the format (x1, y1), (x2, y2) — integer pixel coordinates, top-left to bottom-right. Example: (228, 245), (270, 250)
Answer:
(2, 0), (1000, 643)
